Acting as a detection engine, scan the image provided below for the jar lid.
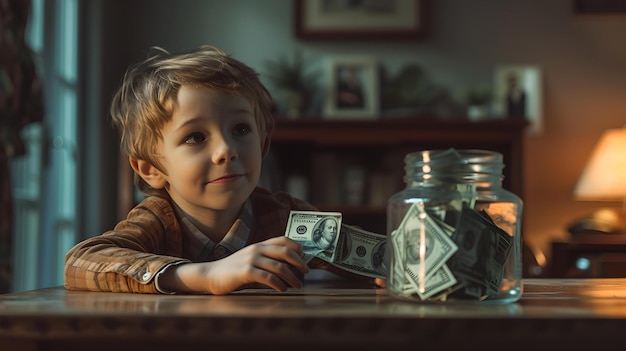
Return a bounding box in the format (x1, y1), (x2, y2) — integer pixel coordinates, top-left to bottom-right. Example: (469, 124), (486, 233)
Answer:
(404, 148), (504, 183)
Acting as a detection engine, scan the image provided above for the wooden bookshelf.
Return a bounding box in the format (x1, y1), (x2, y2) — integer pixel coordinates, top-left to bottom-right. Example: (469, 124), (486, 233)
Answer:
(268, 116), (529, 234)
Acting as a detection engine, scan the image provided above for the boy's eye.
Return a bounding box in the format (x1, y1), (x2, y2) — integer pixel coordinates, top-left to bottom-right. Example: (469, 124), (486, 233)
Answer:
(233, 123), (252, 136)
(184, 132), (206, 144)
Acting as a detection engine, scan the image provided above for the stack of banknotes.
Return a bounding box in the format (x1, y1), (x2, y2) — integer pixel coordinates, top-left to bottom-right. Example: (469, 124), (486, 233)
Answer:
(284, 201), (513, 301)
(284, 210), (387, 279)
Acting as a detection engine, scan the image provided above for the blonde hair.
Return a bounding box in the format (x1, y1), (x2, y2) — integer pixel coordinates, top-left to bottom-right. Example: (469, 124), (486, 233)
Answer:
(110, 45), (274, 196)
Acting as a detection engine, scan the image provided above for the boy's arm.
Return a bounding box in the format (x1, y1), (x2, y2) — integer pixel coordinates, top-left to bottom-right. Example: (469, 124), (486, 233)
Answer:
(64, 197), (189, 294)
(155, 236), (310, 295)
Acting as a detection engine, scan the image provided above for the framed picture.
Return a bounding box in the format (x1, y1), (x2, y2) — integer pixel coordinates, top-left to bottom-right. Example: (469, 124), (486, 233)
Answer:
(294, 0), (429, 41)
(493, 65), (543, 135)
(323, 57), (379, 120)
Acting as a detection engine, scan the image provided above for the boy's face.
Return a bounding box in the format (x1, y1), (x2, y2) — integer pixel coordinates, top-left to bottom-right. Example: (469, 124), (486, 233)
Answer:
(155, 85), (262, 220)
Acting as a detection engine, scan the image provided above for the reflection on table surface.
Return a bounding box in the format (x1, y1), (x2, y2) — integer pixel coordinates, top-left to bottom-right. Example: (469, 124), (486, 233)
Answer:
(4, 278), (626, 351)
(2, 278), (626, 318)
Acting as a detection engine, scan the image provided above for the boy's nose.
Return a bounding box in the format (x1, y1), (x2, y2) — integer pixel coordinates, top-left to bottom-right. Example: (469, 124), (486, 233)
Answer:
(211, 136), (237, 164)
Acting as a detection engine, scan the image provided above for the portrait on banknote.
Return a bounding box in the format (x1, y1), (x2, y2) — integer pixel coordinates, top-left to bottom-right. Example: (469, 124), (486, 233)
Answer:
(372, 240), (387, 276)
(311, 216), (339, 251)
(405, 228), (435, 264)
(285, 211), (342, 263)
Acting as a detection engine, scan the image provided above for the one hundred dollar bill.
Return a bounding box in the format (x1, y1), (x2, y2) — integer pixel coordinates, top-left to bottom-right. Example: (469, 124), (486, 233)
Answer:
(330, 224), (387, 279)
(389, 229), (407, 292)
(399, 202), (458, 281)
(390, 226), (457, 300)
(284, 210), (342, 263)
(448, 205), (513, 298)
(406, 264), (457, 300)
(390, 201), (459, 299)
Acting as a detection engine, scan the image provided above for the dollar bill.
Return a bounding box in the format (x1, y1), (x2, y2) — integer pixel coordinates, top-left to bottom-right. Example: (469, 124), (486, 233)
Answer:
(284, 210), (342, 263)
(389, 201), (459, 300)
(425, 183), (476, 228)
(398, 202), (458, 283)
(330, 224), (387, 279)
(407, 263), (457, 300)
(448, 205), (513, 299)
(389, 228), (407, 292)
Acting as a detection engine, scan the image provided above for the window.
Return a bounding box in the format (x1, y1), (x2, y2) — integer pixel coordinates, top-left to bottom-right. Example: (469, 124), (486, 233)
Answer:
(11, 0), (78, 292)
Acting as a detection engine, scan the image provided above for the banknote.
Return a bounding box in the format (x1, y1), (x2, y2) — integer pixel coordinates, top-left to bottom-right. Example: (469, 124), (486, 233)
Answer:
(284, 210), (342, 263)
(389, 224), (457, 300)
(424, 183), (476, 228)
(398, 202), (458, 283)
(388, 201), (459, 300)
(389, 229), (407, 292)
(405, 263), (457, 300)
(331, 224), (387, 279)
(448, 205), (513, 299)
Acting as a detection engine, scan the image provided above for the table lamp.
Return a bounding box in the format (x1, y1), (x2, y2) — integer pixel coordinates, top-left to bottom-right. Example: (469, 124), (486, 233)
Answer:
(573, 127), (626, 233)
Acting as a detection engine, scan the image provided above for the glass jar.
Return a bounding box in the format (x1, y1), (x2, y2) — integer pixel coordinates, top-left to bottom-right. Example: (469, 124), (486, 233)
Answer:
(386, 148), (523, 304)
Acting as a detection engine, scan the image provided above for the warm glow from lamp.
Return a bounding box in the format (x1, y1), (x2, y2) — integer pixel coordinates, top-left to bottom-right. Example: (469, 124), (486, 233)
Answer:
(574, 127), (626, 233)
(574, 128), (626, 201)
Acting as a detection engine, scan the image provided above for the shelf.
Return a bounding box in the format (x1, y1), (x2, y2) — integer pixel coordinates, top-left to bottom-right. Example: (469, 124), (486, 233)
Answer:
(268, 116), (529, 234)
(272, 116), (529, 146)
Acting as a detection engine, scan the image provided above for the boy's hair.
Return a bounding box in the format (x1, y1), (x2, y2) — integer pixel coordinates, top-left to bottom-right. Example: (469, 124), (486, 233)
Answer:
(110, 45), (275, 197)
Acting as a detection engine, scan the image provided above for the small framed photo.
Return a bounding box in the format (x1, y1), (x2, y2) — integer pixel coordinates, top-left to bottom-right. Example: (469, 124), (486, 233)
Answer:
(295, 0), (429, 41)
(493, 65), (543, 135)
(323, 57), (379, 120)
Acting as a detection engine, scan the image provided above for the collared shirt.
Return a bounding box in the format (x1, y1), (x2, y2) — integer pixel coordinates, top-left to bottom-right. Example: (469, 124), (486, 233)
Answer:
(64, 187), (363, 294)
(173, 199), (253, 262)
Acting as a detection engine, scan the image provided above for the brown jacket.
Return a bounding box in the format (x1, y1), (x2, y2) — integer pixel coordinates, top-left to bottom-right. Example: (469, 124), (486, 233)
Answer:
(64, 187), (363, 293)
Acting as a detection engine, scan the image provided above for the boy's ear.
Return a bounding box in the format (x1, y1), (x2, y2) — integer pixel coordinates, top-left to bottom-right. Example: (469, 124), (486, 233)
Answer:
(129, 157), (167, 189)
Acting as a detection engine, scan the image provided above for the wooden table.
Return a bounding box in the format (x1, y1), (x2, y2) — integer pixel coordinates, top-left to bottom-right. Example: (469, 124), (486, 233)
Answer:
(2, 278), (626, 350)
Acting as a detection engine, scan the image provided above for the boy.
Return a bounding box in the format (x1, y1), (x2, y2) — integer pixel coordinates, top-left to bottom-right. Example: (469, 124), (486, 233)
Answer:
(64, 45), (377, 294)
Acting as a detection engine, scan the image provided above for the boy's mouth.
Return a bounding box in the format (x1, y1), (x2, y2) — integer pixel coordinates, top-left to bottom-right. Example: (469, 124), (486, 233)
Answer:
(209, 174), (243, 184)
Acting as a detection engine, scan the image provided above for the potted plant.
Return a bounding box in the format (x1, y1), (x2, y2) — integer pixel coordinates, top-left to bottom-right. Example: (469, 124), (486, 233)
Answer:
(465, 85), (492, 121)
(263, 50), (318, 118)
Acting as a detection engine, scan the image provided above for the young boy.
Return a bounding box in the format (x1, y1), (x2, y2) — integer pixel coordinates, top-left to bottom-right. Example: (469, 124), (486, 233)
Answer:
(64, 45), (377, 294)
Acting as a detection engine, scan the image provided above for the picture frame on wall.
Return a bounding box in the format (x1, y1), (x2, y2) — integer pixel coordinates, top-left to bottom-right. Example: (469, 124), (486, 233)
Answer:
(493, 65), (543, 135)
(294, 0), (429, 41)
(323, 56), (379, 120)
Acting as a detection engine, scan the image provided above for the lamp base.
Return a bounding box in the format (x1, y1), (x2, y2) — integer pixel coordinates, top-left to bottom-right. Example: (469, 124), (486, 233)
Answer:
(566, 208), (623, 235)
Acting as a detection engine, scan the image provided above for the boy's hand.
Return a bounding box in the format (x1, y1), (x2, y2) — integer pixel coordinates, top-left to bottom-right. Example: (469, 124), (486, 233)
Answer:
(161, 237), (310, 295)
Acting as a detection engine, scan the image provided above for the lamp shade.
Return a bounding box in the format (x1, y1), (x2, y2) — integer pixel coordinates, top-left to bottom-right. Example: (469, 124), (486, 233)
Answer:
(574, 128), (626, 201)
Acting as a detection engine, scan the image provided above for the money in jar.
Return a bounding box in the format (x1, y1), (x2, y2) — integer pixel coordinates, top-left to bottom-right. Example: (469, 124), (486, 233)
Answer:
(386, 148), (523, 304)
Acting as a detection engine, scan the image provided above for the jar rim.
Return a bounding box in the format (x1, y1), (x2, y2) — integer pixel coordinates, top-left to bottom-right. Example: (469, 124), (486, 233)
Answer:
(404, 148), (504, 183)
(404, 148), (503, 164)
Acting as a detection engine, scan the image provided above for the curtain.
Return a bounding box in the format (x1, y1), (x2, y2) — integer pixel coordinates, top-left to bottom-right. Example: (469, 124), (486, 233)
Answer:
(0, 0), (44, 293)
